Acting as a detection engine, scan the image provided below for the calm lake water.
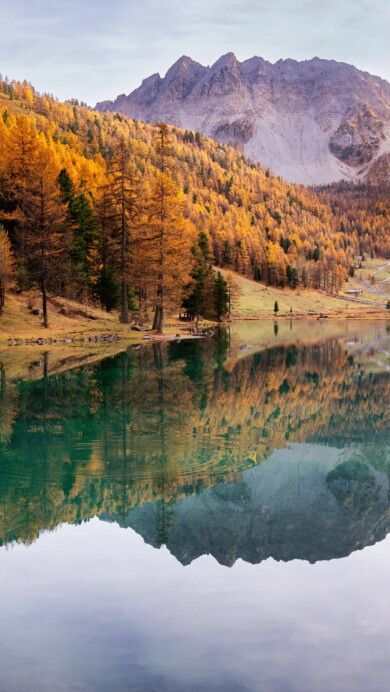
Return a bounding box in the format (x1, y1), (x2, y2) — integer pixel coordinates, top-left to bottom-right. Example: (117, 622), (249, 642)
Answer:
(0, 320), (390, 692)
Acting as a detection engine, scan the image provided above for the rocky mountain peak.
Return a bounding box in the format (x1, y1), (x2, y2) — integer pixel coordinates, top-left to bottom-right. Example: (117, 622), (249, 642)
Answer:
(165, 55), (205, 80)
(211, 52), (239, 69)
(95, 54), (390, 184)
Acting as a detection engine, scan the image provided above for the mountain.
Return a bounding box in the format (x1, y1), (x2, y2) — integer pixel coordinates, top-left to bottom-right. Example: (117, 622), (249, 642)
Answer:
(103, 443), (390, 566)
(96, 54), (390, 185)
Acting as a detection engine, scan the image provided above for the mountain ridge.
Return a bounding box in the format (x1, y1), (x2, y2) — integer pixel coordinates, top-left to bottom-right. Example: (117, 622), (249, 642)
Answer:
(96, 54), (390, 185)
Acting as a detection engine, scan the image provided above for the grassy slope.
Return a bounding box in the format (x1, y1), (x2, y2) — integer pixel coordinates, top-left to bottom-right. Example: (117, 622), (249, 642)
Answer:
(218, 260), (390, 319)
(1, 257), (389, 343)
(0, 292), (128, 341)
(0, 291), (207, 342)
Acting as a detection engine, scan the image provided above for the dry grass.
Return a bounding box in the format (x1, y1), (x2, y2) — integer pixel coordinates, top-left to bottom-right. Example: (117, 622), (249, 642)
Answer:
(0, 290), (213, 345)
(343, 258), (390, 302)
(217, 267), (389, 319)
(0, 291), (133, 342)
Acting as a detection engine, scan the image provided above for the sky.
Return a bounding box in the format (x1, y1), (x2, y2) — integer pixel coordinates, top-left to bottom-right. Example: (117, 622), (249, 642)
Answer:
(0, 0), (389, 105)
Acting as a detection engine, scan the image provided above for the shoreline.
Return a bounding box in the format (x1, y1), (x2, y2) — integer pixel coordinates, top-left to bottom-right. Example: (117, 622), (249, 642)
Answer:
(2, 309), (390, 347)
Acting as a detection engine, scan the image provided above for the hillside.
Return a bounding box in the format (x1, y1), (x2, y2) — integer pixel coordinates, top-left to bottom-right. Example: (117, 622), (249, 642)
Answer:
(0, 75), (390, 330)
(218, 261), (389, 320)
(96, 53), (390, 185)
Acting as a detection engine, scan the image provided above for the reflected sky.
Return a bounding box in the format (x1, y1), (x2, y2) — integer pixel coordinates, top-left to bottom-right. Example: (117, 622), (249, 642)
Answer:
(1, 518), (389, 692)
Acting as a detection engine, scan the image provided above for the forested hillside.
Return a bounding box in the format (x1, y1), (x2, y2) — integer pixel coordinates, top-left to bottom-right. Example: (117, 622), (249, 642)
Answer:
(0, 76), (389, 329)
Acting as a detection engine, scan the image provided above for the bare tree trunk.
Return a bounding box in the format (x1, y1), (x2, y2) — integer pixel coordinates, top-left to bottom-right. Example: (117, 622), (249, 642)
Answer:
(120, 171), (129, 324)
(0, 277), (4, 315)
(42, 274), (48, 327)
(42, 246), (49, 328)
(153, 303), (160, 330)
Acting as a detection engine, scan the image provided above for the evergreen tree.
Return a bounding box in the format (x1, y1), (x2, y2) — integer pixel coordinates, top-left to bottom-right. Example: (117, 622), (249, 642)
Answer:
(93, 188), (120, 312)
(58, 169), (99, 299)
(183, 231), (215, 321)
(214, 271), (228, 320)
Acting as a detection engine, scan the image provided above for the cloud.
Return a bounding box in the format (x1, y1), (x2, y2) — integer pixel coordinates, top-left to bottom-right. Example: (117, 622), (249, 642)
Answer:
(0, 0), (389, 104)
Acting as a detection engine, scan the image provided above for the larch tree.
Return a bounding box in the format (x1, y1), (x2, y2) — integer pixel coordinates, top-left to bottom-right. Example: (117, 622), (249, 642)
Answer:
(0, 225), (14, 314)
(25, 141), (66, 327)
(104, 138), (141, 324)
(0, 116), (39, 281)
(226, 271), (242, 318)
(145, 123), (195, 333)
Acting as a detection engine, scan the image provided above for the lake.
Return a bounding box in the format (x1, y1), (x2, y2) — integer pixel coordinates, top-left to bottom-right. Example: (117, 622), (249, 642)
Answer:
(0, 320), (390, 692)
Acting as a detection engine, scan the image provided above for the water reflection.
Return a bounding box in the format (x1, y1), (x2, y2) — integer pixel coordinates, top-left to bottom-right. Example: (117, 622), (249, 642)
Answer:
(0, 323), (389, 563)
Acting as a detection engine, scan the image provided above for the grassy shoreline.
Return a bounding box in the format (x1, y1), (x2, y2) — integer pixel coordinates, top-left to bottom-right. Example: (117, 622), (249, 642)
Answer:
(1, 259), (390, 344)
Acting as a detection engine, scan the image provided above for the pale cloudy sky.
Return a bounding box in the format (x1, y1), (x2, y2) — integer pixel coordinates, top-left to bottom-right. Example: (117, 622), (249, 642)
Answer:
(0, 0), (389, 105)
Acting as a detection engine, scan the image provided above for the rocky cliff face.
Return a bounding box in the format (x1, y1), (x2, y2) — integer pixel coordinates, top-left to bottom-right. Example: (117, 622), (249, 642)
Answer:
(96, 54), (390, 185)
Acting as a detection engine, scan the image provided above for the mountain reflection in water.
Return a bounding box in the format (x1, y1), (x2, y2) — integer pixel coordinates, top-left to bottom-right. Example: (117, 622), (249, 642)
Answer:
(1, 323), (389, 564)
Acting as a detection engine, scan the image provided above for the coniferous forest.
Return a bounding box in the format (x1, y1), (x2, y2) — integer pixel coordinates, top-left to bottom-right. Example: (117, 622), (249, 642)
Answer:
(1, 76), (390, 329)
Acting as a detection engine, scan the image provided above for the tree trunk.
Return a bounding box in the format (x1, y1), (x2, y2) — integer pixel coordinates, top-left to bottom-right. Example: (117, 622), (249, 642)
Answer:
(121, 277), (129, 324)
(153, 287), (164, 334)
(42, 274), (48, 328)
(157, 305), (164, 334)
(0, 277), (4, 315)
(42, 248), (49, 328)
(120, 169), (129, 324)
(152, 304), (160, 331)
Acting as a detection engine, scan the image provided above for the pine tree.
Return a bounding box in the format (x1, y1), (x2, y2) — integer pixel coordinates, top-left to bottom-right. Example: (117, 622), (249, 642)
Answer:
(58, 168), (99, 299)
(183, 232), (215, 321)
(214, 271), (228, 320)
(94, 188), (120, 311)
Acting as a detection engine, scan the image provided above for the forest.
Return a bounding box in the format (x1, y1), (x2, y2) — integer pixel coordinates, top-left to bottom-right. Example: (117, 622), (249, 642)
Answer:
(0, 76), (390, 330)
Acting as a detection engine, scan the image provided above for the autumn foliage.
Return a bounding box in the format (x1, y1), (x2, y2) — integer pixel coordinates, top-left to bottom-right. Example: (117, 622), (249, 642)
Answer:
(0, 75), (389, 325)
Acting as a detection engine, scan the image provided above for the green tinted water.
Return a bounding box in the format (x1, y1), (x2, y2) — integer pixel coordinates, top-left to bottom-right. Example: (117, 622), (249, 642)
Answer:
(0, 321), (389, 691)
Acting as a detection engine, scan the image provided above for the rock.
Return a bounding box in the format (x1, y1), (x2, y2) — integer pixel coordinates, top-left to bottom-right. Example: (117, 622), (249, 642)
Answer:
(96, 55), (390, 185)
(31, 308), (41, 316)
(131, 325), (142, 331)
(60, 307), (69, 316)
